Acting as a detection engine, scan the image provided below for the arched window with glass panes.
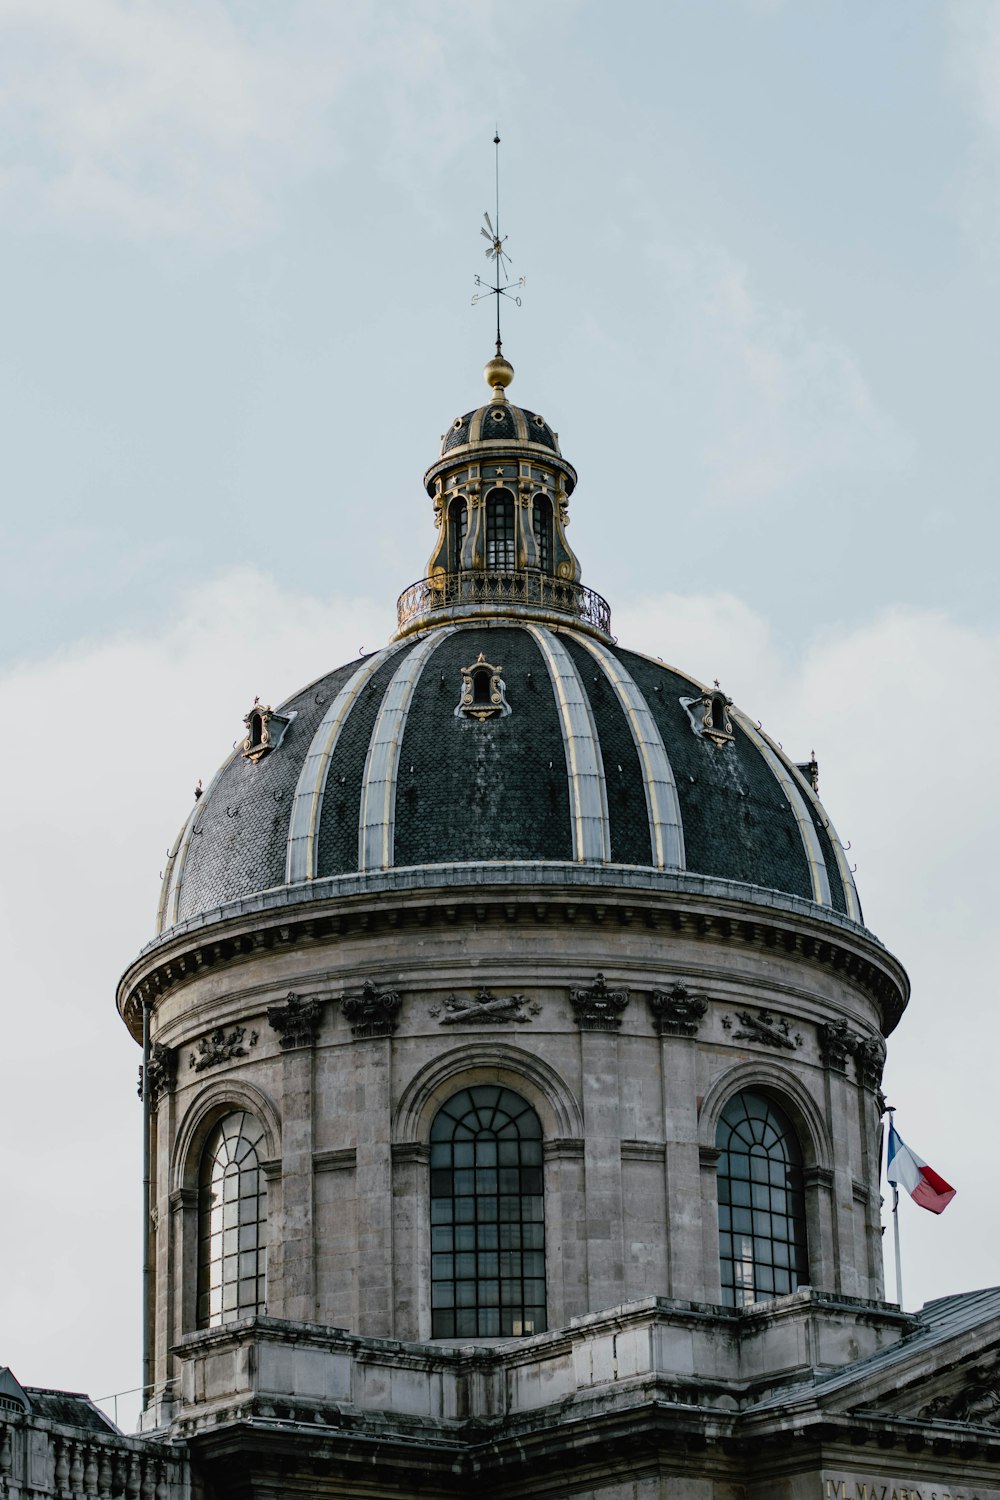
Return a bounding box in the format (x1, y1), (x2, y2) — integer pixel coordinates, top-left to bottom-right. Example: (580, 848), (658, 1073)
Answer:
(197, 1111), (268, 1328)
(449, 497), (467, 574)
(532, 495), (552, 574)
(715, 1091), (808, 1308)
(485, 489), (516, 571)
(430, 1086), (546, 1338)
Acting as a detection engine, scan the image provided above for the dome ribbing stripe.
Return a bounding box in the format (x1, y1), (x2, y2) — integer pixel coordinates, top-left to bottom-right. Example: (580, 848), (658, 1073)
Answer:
(358, 628), (458, 871)
(731, 710), (832, 908)
(286, 641), (413, 884)
(158, 746), (241, 933)
(523, 624), (611, 863)
(566, 631), (685, 872)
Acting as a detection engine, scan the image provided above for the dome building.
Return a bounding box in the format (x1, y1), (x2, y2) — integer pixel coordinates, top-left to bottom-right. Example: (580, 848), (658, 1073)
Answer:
(6, 350), (1000, 1500)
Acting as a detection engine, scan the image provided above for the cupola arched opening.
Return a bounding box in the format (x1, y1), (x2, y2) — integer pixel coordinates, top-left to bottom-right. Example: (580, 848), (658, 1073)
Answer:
(715, 1090), (808, 1308)
(449, 497), (468, 574)
(532, 495), (552, 574)
(485, 489), (516, 571)
(249, 712), (264, 750)
(430, 1085), (546, 1339)
(197, 1110), (268, 1328)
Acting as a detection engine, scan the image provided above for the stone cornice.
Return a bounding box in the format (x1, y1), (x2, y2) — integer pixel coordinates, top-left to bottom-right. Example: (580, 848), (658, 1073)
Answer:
(118, 869), (908, 1043)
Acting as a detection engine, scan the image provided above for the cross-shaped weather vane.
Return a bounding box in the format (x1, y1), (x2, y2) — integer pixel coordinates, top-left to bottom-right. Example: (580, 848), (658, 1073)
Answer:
(472, 132), (525, 355)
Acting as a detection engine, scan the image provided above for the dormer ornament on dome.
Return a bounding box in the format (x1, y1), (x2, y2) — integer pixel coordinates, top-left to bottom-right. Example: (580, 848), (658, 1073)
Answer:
(241, 698), (294, 763)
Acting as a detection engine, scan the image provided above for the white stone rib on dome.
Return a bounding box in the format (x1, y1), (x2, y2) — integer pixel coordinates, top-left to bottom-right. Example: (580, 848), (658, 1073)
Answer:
(567, 629), (685, 872)
(358, 628), (457, 872)
(285, 639), (413, 885)
(524, 623), (611, 863)
(731, 709), (832, 909)
(157, 746), (241, 933)
(786, 753), (862, 924)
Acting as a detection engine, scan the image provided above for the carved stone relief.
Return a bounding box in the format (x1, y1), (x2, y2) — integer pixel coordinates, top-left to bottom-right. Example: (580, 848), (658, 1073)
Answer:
(189, 1025), (258, 1072)
(429, 988), (539, 1025)
(139, 1043), (177, 1107)
(818, 1019), (859, 1072)
(721, 1008), (802, 1050)
(341, 980), (403, 1038)
(647, 982), (707, 1037)
(570, 973), (629, 1032)
(922, 1362), (1000, 1426)
(267, 992), (323, 1050)
(854, 1034), (886, 1091)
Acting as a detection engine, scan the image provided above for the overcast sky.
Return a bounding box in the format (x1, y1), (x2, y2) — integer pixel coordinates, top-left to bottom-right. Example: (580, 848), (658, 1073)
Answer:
(1, 0), (998, 1432)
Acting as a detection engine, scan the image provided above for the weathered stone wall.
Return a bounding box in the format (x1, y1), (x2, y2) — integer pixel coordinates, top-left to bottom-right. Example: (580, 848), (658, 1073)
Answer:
(124, 875), (901, 1419)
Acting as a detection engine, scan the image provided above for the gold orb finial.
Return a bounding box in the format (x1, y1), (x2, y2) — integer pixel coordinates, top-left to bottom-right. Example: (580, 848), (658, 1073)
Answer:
(484, 353), (514, 403)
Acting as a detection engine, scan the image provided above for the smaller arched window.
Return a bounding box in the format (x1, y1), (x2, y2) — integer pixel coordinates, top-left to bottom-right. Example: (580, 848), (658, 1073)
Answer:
(486, 490), (516, 571)
(532, 496), (553, 574)
(450, 497), (468, 574)
(248, 712), (263, 749)
(716, 1091), (807, 1308)
(197, 1111), (267, 1328)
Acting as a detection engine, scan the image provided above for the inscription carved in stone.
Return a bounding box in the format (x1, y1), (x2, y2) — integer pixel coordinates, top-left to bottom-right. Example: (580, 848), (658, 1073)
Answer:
(429, 988), (539, 1025)
(268, 992), (323, 1050)
(342, 980), (403, 1038)
(647, 982), (707, 1037)
(721, 1008), (802, 1050)
(189, 1025), (258, 1072)
(570, 973), (629, 1032)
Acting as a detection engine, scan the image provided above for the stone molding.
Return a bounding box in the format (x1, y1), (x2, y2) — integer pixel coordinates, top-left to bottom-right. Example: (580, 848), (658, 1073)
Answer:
(647, 982), (707, 1037)
(341, 980), (402, 1038)
(621, 1140), (666, 1162)
(543, 1137), (586, 1162)
(121, 865), (907, 1042)
(267, 992), (323, 1050)
(313, 1148), (357, 1174)
(569, 972), (629, 1031)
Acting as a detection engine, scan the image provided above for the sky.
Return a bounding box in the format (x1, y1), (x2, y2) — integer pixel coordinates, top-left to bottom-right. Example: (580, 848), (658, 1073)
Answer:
(1, 0), (999, 1432)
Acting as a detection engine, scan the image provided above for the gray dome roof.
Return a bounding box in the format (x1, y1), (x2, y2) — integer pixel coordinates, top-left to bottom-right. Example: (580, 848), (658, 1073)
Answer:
(158, 621), (860, 934)
(439, 402), (562, 459)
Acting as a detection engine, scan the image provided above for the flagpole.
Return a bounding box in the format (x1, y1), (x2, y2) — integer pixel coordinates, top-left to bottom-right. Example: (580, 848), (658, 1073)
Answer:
(891, 1181), (903, 1307)
(886, 1104), (903, 1308)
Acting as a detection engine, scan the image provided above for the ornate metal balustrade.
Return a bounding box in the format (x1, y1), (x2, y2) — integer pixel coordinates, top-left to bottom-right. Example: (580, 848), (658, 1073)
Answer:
(396, 570), (613, 637)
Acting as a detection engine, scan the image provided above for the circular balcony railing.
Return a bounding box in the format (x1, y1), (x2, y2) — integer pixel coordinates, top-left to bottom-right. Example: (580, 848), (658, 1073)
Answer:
(396, 569), (613, 637)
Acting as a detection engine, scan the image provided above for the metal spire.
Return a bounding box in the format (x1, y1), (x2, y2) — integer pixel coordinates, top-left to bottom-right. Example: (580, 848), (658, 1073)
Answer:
(472, 131), (525, 355)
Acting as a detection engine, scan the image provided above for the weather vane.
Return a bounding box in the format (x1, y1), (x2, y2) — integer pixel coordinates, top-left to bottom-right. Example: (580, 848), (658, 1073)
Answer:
(472, 131), (525, 355)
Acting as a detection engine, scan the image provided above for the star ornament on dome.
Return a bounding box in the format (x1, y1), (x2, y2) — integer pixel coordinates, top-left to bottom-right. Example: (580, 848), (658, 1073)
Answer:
(471, 132), (526, 354)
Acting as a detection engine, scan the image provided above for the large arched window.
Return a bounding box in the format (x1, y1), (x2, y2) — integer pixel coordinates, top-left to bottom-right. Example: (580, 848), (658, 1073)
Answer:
(197, 1111), (267, 1328)
(449, 497), (468, 574)
(430, 1086), (546, 1338)
(532, 495), (552, 574)
(715, 1091), (807, 1308)
(486, 489), (516, 571)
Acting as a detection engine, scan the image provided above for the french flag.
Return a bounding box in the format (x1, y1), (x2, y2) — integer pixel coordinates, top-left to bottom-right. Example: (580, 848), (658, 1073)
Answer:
(886, 1120), (956, 1214)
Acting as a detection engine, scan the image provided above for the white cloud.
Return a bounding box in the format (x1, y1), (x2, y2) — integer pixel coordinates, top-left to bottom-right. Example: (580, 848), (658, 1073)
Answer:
(1, 573), (995, 1421)
(651, 241), (911, 505)
(0, 0), (493, 243)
